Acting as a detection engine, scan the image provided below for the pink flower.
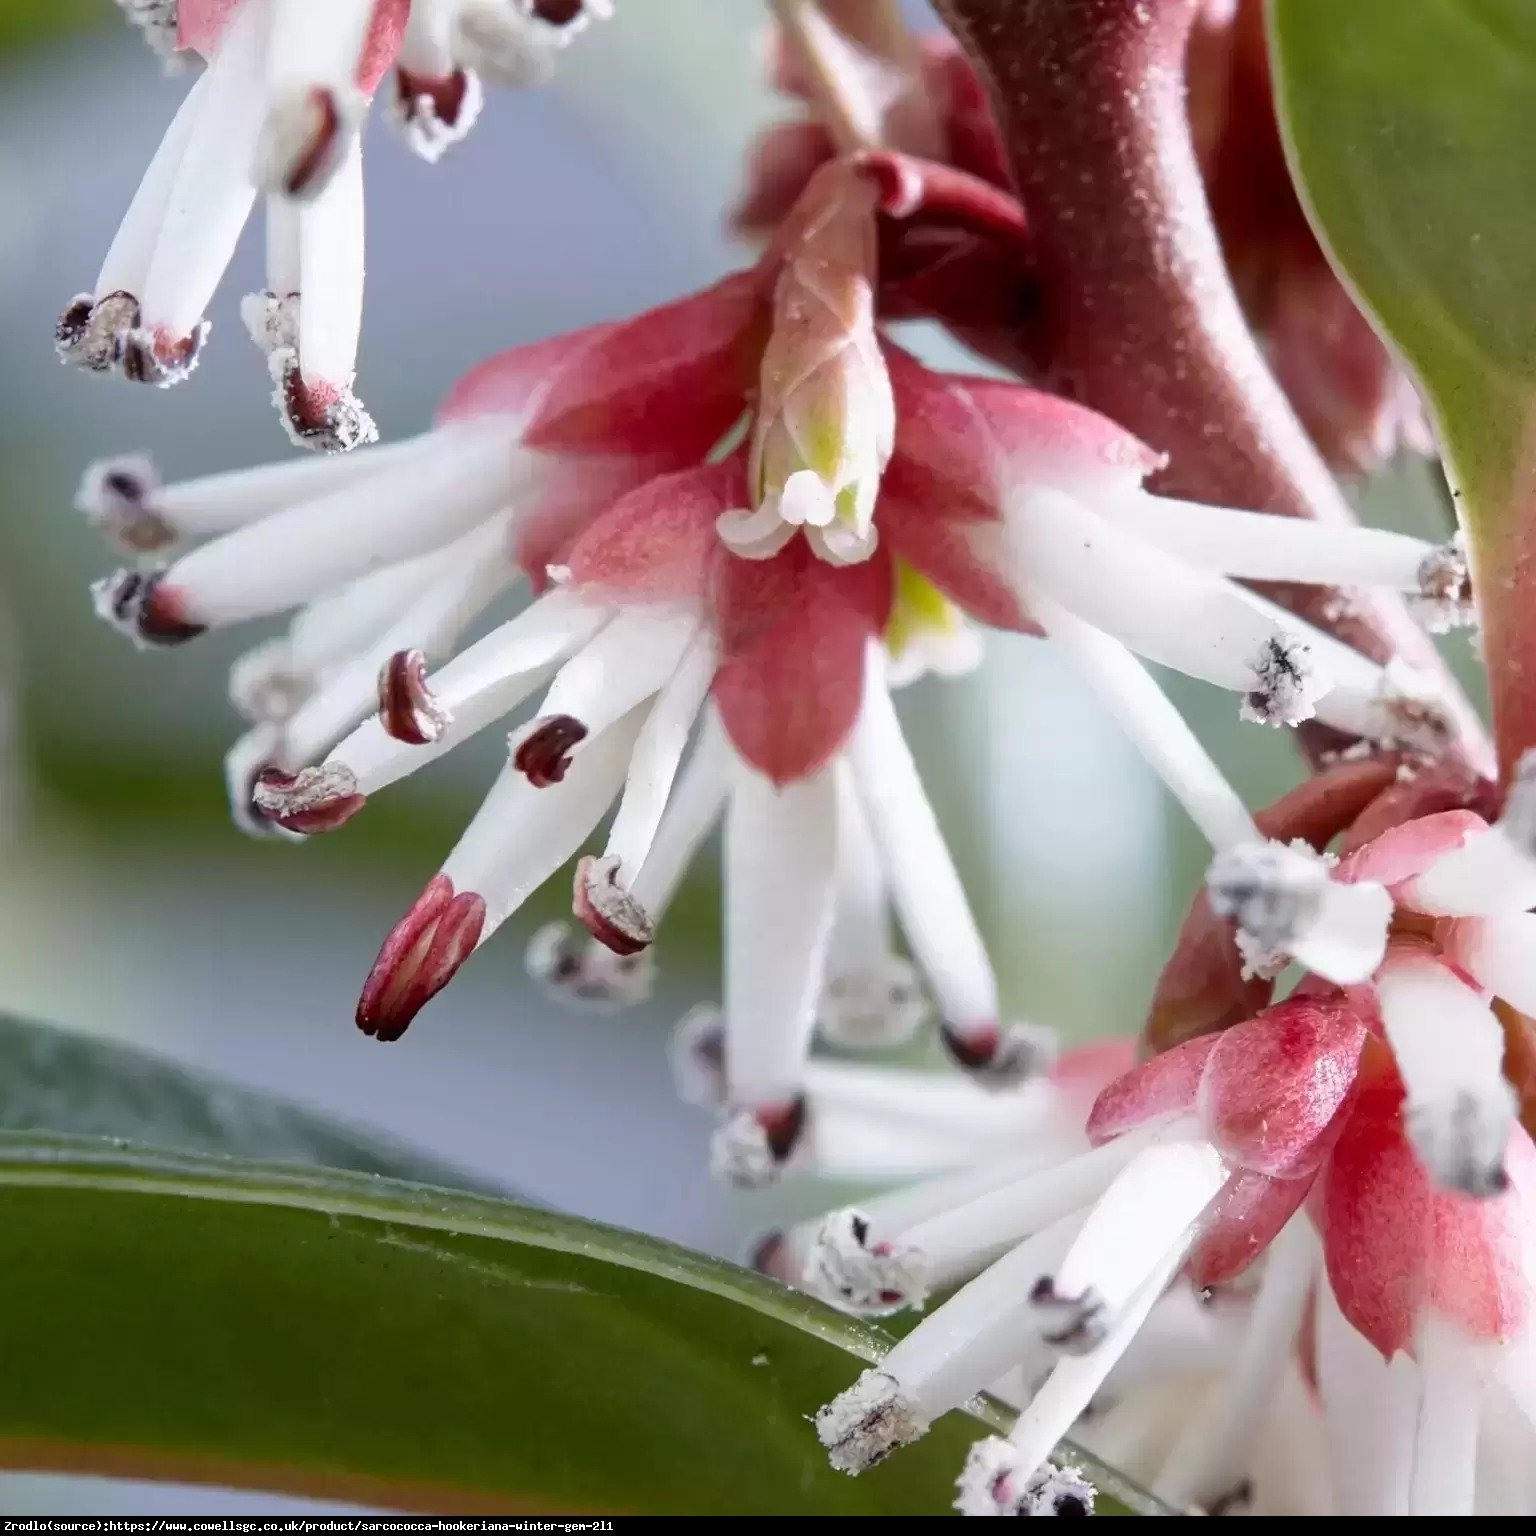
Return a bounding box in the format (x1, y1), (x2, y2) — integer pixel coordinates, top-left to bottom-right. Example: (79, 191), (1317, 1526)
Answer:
(813, 703), (1536, 1510)
(61, 1), (612, 449)
(85, 163), (1462, 1178)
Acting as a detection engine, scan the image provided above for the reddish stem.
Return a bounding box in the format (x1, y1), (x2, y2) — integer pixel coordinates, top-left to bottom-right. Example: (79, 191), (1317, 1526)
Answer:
(934, 0), (1490, 775)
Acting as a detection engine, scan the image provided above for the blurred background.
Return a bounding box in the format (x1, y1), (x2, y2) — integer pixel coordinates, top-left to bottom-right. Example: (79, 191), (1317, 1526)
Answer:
(0, 0), (1467, 1514)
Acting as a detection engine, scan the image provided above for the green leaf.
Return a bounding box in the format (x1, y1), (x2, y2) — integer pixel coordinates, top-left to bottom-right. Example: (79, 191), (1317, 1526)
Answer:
(0, 1014), (508, 1195)
(1269, 0), (1536, 770)
(0, 1135), (1165, 1514)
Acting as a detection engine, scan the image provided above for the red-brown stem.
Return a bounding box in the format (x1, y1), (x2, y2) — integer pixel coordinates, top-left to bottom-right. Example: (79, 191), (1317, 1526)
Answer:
(934, 0), (1491, 775)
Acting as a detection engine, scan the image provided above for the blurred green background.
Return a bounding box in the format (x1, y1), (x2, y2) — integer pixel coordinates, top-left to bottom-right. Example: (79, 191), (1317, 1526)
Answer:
(0, 0), (1475, 1513)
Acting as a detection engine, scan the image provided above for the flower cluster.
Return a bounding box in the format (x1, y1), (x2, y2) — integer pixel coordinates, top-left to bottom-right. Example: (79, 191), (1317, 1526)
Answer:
(83, 143), (1468, 1188)
(57, 0), (1536, 1520)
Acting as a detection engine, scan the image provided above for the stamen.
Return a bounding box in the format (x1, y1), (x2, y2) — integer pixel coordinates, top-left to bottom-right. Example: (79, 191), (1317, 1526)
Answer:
(1009, 488), (1329, 719)
(723, 764), (838, 1111)
(1005, 1238), (1193, 1492)
(1032, 1136), (1227, 1354)
(845, 646), (1002, 1065)
(390, 67), (484, 162)
(624, 713), (732, 917)
(136, 0), (268, 361)
(709, 1100), (808, 1189)
(1377, 944), (1514, 1195)
(1205, 840), (1390, 985)
(229, 637), (314, 724)
(524, 920), (655, 1011)
(1240, 633), (1325, 728)
(572, 853), (654, 956)
(76, 455), (175, 553)
(254, 86), (355, 200)
(669, 1005), (726, 1109)
(1037, 600), (1259, 851)
(816, 1219), (1079, 1475)
(270, 348), (379, 454)
(55, 291), (142, 374)
(378, 648), (453, 745)
(114, 0), (181, 64)
(240, 289), (300, 355)
(1316, 1272), (1419, 1515)
(819, 957), (928, 1052)
(815, 1369), (929, 1476)
(452, 1), (560, 86)
(1407, 1321), (1481, 1515)
(1152, 1216), (1317, 1511)
(119, 319), (209, 387)
(804, 1209), (928, 1316)
(1413, 535), (1475, 634)
(258, 0), (374, 198)
(955, 1442), (1096, 1517)
(1439, 913), (1536, 1016)
(90, 567), (205, 648)
(940, 1019), (1059, 1086)
(225, 724), (296, 842)
(252, 764), (367, 835)
(356, 873), (488, 1041)
(1403, 750), (1536, 915)
(1124, 493), (1445, 596)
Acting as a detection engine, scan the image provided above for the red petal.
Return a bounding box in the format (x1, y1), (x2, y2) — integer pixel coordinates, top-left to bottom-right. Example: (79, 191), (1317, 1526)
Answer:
(1186, 1169), (1312, 1289)
(1049, 1038), (1137, 1102)
(1322, 1046), (1534, 1353)
(711, 544), (893, 784)
(879, 494), (1034, 632)
(180, 1), (404, 90)
(513, 452), (689, 590)
(1337, 761), (1496, 854)
(437, 321), (621, 422)
(356, 0), (410, 94)
(1319, 1049), (1430, 1356)
(1085, 1034), (1219, 1146)
(1333, 808), (1488, 890)
(562, 458), (749, 603)
(1428, 1118), (1535, 1343)
(178, 0), (243, 54)
(1200, 994), (1367, 1178)
(520, 275), (763, 459)
(883, 345), (1162, 520)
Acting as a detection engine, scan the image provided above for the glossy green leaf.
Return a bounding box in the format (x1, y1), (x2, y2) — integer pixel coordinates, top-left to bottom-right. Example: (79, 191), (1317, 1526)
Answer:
(0, 1014), (509, 1194)
(1270, 0), (1536, 767)
(0, 1134), (1164, 1514)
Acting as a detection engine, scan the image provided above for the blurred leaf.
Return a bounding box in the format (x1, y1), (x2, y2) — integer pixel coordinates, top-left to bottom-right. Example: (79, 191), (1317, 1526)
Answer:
(0, 1134), (1164, 1513)
(1270, 0), (1536, 769)
(0, 0), (103, 54)
(0, 1014), (509, 1194)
